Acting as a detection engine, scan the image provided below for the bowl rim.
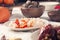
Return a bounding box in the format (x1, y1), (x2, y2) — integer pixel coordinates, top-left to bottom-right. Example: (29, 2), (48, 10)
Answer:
(21, 5), (45, 9)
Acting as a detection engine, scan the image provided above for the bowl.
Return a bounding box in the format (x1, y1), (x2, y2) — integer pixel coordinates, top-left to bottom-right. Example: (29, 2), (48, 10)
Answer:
(48, 9), (60, 22)
(21, 5), (45, 18)
(40, 2), (59, 11)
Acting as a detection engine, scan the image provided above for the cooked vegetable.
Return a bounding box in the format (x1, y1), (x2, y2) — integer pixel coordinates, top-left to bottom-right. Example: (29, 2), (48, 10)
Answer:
(15, 19), (27, 28)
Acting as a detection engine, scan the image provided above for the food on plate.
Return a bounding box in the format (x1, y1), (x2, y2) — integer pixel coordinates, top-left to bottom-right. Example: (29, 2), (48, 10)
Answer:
(9, 18), (48, 29)
(0, 0), (3, 3)
(54, 3), (60, 9)
(15, 18), (28, 28)
(39, 24), (60, 40)
(9, 18), (30, 28)
(0, 7), (10, 23)
(4, 0), (14, 5)
(27, 18), (36, 27)
(48, 9), (60, 22)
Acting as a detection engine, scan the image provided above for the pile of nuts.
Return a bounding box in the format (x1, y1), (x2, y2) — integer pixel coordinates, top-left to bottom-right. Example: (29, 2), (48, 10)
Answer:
(22, 1), (41, 8)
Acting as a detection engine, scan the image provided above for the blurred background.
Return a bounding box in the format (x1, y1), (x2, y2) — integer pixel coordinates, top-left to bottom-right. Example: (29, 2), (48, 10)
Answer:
(17, 0), (58, 2)
(14, 0), (59, 5)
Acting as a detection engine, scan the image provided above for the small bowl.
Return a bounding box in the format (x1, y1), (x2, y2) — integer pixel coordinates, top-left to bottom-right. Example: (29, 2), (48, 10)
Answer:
(21, 5), (45, 18)
(48, 9), (60, 22)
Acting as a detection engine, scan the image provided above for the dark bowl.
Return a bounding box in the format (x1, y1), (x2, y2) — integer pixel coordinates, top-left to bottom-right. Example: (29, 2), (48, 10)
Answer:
(48, 10), (60, 22)
(21, 5), (45, 18)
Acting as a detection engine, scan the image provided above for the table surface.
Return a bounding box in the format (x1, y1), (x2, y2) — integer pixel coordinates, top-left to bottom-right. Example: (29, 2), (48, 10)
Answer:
(0, 7), (49, 40)
(0, 7), (41, 40)
(0, 24), (40, 40)
(0, 2), (60, 40)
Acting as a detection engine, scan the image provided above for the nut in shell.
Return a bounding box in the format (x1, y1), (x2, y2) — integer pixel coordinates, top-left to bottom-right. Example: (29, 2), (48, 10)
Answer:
(31, 1), (38, 7)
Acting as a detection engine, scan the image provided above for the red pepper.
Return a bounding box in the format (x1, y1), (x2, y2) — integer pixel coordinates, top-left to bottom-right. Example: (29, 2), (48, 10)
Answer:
(15, 19), (27, 28)
(15, 19), (20, 28)
(20, 24), (27, 28)
(15, 19), (20, 25)
(55, 5), (60, 9)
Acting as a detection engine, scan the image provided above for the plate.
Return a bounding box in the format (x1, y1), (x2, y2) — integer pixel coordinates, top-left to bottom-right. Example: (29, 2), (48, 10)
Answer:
(4, 21), (40, 31)
(4, 18), (49, 31)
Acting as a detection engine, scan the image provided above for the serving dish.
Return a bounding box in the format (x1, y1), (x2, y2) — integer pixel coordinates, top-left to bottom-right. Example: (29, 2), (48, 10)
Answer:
(4, 18), (48, 31)
(5, 21), (40, 31)
(21, 1), (45, 18)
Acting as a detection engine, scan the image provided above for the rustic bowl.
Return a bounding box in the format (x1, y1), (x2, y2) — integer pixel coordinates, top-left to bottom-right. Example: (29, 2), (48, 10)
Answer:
(48, 9), (60, 22)
(21, 5), (45, 18)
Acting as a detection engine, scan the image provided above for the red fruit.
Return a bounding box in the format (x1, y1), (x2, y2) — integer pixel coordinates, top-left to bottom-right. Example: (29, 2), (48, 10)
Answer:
(4, 0), (14, 5)
(15, 19), (20, 25)
(15, 19), (20, 28)
(20, 24), (27, 28)
(15, 19), (28, 28)
(45, 24), (52, 30)
(0, 7), (10, 23)
(55, 5), (60, 9)
(0, 0), (3, 3)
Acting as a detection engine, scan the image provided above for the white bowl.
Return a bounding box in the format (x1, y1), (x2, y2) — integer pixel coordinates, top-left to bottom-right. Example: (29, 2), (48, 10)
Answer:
(40, 2), (59, 11)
